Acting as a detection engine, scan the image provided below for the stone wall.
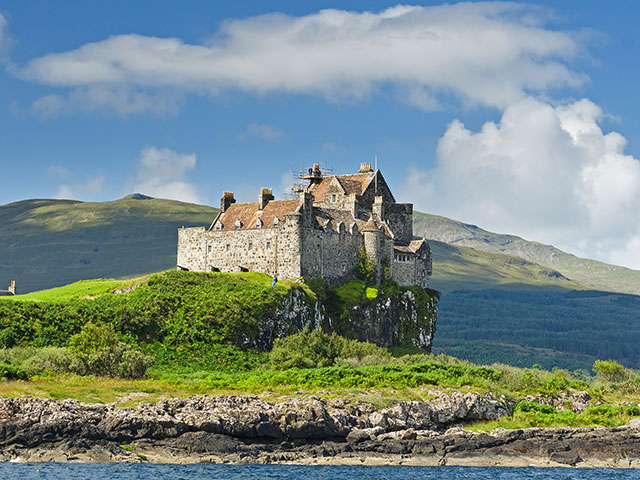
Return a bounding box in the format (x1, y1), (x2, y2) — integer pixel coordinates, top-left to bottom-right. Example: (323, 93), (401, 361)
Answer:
(177, 213), (303, 279)
(300, 227), (363, 284)
(385, 203), (413, 244)
(392, 254), (417, 286)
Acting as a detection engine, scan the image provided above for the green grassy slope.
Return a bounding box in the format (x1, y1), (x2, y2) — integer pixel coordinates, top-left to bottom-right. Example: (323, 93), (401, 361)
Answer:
(428, 240), (586, 293)
(414, 212), (640, 295)
(0, 195), (218, 293)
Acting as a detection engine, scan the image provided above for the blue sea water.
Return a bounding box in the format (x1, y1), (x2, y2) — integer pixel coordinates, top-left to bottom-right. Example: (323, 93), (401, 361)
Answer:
(0, 464), (638, 480)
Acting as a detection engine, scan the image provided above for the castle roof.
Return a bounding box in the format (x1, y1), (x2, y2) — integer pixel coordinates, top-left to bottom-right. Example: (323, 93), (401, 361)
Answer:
(307, 172), (376, 202)
(214, 199), (300, 230)
(394, 239), (427, 254)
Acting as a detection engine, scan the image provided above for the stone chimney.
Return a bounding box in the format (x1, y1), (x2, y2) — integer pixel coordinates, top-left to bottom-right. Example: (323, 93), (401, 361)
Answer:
(220, 191), (236, 212)
(8, 280), (15, 295)
(258, 187), (274, 210)
(373, 195), (384, 221)
(359, 162), (373, 173)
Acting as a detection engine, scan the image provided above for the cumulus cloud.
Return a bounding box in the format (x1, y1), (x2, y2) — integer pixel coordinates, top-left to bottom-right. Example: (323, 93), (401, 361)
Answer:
(19, 3), (585, 113)
(238, 122), (284, 142)
(54, 175), (105, 200)
(133, 146), (202, 204)
(405, 97), (640, 269)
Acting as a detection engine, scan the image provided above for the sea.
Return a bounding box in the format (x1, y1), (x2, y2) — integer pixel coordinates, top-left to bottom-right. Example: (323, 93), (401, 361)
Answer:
(0, 464), (638, 480)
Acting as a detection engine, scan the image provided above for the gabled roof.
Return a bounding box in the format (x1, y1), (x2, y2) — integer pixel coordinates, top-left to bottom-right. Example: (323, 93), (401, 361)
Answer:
(213, 199), (300, 230)
(307, 172), (376, 202)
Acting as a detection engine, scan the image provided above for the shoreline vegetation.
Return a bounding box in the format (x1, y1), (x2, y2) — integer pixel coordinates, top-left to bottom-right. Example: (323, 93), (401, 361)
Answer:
(1, 271), (640, 466)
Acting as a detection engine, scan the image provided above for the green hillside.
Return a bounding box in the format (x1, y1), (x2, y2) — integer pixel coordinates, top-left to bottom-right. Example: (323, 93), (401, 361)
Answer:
(0, 195), (218, 293)
(414, 212), (640, 295)
(428, 240), (586, 293)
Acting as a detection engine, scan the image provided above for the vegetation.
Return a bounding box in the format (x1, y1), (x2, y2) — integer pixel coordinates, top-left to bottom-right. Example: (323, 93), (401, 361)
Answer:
(433, 288), (640, 370)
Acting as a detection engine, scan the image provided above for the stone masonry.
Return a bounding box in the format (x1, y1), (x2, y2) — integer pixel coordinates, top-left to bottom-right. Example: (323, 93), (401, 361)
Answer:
(177, 163), (432, 287)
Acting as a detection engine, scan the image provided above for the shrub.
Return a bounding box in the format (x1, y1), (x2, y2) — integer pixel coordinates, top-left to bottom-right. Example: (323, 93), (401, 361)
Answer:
(269, 330), (390, 370)
(69, 323), (153, 378)
(21, 347), (74, 375)
(0, 362), (28, 380)
(593, 359), (636, 383)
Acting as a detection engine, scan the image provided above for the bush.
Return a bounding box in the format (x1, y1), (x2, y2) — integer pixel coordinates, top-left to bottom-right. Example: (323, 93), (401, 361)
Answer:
(593, 359), (636, 383)
(69, 323), (153, 378)
(269, 330), (390, 370)
(0, 362), (28, 380)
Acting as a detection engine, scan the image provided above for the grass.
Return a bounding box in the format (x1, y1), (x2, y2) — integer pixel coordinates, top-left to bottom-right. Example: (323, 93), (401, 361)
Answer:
(9, 277), (150, 302)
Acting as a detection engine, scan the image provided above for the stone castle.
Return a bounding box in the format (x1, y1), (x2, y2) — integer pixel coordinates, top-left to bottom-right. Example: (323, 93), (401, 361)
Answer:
(177, 163), (432, 287)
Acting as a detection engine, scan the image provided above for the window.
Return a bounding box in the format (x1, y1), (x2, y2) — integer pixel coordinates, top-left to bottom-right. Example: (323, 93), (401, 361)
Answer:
(331, 194), (337, 202)
(248, 242), (253, 251)
(266, 241), (271, 250)
(226, 244), (230, 252)
(207, 245), (212, 254)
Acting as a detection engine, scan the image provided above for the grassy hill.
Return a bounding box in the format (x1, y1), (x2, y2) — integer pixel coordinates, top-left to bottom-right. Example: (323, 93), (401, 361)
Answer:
(0, 195), (218, 293)
(414, 212), (640, 295)
(428, 240), (586, 293)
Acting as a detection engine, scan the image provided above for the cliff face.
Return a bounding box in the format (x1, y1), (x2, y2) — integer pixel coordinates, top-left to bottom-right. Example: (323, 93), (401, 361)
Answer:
(252, 284), (437, 352)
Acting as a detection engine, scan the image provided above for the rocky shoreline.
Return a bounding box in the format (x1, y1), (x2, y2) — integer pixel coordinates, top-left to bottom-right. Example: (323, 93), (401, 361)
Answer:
(1, 393), (639, 468)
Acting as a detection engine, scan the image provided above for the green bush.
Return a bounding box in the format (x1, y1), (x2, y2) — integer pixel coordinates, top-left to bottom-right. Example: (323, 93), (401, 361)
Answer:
(269, 330), (390, 370)
(69, 323), (153, 379)
(593, 359), (636, 383)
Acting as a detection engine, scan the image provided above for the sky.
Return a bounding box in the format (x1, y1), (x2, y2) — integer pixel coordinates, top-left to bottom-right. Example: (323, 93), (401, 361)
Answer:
(1, 1), (640, 268)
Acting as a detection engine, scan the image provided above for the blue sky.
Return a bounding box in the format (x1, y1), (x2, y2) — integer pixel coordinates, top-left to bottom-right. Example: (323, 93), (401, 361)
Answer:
(2, 1), (640, 268)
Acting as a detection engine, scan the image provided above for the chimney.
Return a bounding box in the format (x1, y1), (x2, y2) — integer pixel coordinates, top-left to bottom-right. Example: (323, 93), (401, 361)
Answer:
(8, 280), (15, 295)
(220, 191), (236, 212)
(359, 162), (373, 173)
(258, 187), (274, 210)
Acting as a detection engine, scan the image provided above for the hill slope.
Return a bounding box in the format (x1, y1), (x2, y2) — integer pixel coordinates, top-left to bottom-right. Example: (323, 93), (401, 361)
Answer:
(0, 195), (218, 293)
(414, 212), (640, 295)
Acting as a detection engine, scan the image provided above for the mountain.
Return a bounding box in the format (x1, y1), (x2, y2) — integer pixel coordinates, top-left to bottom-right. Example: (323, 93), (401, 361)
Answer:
(0, 195), (218, 293)
(414, 212), (640, 295)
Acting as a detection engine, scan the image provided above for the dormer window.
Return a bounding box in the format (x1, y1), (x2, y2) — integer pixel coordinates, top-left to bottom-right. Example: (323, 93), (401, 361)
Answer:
(256, 218), (264, 228)
(216, 222), (224, 230)
(235, 219), (243, 229)
(273, 217), (280, 226)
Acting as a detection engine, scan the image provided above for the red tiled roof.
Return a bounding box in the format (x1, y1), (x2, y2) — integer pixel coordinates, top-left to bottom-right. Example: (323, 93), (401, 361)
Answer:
(214, 199), (300, 230)
(307, 172), (375, 202)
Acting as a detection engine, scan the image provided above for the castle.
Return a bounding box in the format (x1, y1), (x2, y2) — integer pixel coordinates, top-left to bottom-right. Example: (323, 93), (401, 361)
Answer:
(177, 163), (432, 287)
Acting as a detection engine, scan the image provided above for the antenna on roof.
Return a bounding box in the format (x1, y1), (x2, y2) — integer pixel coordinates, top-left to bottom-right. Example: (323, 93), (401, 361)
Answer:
(374, 154), (378, 195)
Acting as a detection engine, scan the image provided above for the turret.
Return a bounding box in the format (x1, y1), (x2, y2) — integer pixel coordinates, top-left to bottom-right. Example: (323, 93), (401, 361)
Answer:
(361, 218), (381, 284)
(220, 191), (236, 213)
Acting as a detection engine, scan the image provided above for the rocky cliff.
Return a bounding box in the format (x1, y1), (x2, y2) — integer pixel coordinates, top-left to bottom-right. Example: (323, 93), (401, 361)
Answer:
(1, 394), (639, 467)
(256, 285), (437, 351)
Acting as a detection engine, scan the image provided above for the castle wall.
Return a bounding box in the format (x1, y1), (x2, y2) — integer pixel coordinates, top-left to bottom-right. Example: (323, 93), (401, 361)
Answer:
(177, 214), (303, 278)
(385, 203), (413, 244)
(392, 255), (417, 286)
(300, 227), (363, 284)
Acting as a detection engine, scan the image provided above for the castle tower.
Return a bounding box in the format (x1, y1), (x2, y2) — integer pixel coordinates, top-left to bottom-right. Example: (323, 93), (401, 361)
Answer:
(361, 217), (382, 284)
(8, 281), (15, 295)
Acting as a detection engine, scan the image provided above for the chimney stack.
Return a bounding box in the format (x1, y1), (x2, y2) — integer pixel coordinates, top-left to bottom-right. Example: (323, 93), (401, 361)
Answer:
(359, 162), (373, 173)
(8, 280), (15, 295)
(220, 191), (236, 212)
(258, 188), (275, 210)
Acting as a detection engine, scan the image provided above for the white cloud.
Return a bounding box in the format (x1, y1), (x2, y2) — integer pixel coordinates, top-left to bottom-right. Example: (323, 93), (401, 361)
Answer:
(238, 122), (284, 142)
(133, 146), (202, 204)
(32, 87), (183, 117)
(19, 3), (585, 113)
(405, 97), (640, 269)
(54, 175), (105, 200)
